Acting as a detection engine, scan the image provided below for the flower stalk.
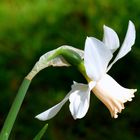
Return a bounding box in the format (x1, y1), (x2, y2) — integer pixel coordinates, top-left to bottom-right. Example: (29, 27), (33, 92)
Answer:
(0, 78), (31, 140)
(0, 45), (83, 139)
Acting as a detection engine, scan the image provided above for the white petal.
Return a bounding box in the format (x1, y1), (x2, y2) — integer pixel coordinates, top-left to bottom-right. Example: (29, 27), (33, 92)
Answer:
(92, 74), (136, 118)
(107, 21), (136, 71)
(35, 93), (70, 121)
(103, 25), (120, 53)
(35, 80), (95, 121)
(84, 37), (113, 81)
(69, 81), (95, 119)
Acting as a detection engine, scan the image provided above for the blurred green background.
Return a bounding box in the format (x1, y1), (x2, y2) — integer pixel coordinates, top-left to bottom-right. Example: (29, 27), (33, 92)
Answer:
(0, 0), (140, 139)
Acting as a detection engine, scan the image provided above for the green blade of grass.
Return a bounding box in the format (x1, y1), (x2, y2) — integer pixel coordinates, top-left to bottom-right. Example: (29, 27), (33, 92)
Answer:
(33, 124), (48, 140)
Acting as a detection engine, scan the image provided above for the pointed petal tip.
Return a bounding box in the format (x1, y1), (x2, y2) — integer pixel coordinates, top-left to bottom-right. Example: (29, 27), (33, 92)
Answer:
(133, 89), (137, 92)
(103, 24), (120, 54)
(129, 20), (136, 34)
(85, 37), (90, 43)
(35, 115), (39, 119)
(72, 114), (86, 120)
(103, 25), (110, 31)
(73, 116), (77, 120)
(35, 113), (51, 121)
(72, 115), (79, 120)
(35, 115), (45, 121)
(86, 36), (92, 41)
(103, 24), (108, 29)
(103, 24), (106, 28)
(129, 20), (134, 25)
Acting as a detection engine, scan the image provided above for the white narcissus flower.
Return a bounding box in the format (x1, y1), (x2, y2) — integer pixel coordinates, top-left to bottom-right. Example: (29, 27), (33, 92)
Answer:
(35, 21), (137, 121)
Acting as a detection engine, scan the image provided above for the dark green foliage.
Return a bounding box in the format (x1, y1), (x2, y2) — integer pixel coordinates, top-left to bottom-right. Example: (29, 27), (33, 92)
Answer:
(0, 0), (140, 139)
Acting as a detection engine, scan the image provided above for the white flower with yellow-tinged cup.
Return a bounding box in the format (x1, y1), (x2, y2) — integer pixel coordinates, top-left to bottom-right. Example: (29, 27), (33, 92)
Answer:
(35, 21), (137, 121)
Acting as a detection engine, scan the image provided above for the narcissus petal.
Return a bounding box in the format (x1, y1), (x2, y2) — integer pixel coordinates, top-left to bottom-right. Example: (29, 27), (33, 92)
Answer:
(107, 21), (136, 71)
(84, 37), (112, 81)
(35, 92), (70, 121)
(103, 25), (120, 53)
(69, 81), (95, 119)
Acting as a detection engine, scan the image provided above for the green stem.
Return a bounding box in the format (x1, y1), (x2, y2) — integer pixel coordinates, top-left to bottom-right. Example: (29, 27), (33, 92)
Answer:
(77, 61), (91, 82)
(0, 78), (31, 140)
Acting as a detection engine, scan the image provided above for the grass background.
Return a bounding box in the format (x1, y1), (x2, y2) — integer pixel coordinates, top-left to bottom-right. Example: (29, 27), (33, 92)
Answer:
(0, 0), (140, 139)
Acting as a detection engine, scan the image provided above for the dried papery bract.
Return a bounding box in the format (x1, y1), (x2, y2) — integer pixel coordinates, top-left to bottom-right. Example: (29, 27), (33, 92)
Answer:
(26, 45), (84, 80)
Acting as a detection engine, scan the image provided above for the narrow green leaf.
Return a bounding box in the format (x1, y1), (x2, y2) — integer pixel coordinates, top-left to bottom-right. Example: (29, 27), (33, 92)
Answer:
(33, 124), (48, 140)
